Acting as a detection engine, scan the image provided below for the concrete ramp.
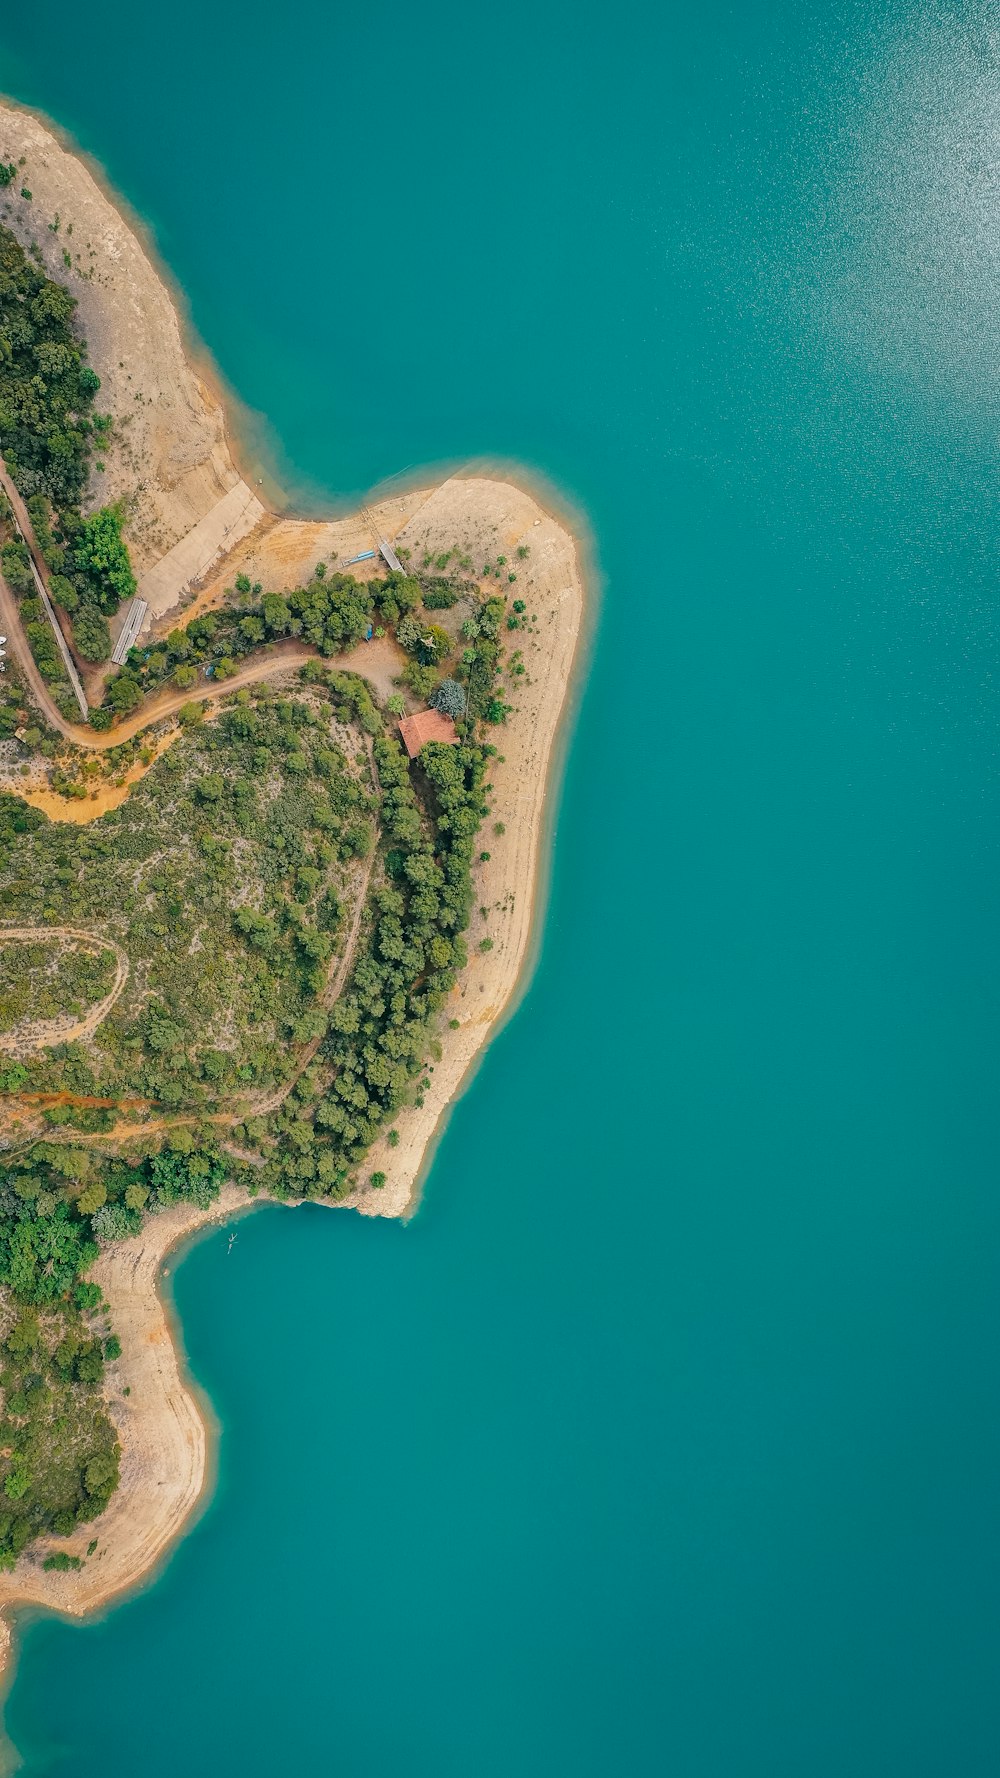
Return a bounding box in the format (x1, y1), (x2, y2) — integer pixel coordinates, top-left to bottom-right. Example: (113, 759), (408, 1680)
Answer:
(138, 481), (265, 621)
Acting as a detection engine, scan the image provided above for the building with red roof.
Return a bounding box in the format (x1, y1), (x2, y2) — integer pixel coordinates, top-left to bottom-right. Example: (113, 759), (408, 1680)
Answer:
(397, 708), (461, 759)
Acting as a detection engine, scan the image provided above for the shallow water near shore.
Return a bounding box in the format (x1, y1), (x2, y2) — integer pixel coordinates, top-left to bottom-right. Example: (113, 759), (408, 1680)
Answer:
(3, 0), (1000, 1772)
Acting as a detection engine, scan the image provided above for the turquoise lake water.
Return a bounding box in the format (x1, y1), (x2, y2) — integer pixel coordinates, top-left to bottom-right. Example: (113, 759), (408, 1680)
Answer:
(2, 0), (1000, 1771)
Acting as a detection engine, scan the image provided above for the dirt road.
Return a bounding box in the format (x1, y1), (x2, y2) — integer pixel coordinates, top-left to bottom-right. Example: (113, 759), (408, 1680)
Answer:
(1, 457), (404, 747)
(0, 590), (403, 751)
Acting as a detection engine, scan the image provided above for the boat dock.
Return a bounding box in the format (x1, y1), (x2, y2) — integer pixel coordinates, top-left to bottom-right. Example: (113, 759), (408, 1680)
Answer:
(358, 504), (405, 575)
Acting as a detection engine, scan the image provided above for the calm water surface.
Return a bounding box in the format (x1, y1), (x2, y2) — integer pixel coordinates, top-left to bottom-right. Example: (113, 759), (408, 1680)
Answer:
(2, 1), (999, 1772)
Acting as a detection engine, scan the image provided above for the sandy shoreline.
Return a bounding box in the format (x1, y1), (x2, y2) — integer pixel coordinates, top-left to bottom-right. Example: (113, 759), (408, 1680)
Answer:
(0, 99), (587, 1661)
(0, 1189), (260, 1676)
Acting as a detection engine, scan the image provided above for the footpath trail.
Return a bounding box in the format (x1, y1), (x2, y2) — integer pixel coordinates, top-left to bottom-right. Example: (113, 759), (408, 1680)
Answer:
(0, 462), (89, 718)
(0, 560), (73, 738)
(0, 925), (129, 1055)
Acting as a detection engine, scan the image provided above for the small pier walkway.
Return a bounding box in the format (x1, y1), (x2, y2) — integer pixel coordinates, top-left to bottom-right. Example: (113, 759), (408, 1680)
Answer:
(360, 505), (405, 575)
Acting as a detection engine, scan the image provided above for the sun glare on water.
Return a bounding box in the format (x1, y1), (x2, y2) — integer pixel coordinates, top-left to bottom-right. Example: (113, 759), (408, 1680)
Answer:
(801, 8), (1000, 410)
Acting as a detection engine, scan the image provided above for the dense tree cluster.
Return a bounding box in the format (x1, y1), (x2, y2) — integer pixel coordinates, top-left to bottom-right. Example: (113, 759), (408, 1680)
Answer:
(0, 1155), (120, 1567)
(95, 561), (514, 740)
(0, 1128), (235, 1565)
(0, 224), (97, 509)
(255, 727), (487, 1198)
(96, 568), (426, 722)
(0, 224), (135, 668)
(457, 592), (510, 721)
(70, 505), (135, 615)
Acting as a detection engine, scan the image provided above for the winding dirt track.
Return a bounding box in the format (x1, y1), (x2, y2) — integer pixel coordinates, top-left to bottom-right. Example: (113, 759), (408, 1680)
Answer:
(0, 587), (401, 751)
(235, 734), (381, 1118)
(0, 483), (391, 1136)
(0, 543), (314, 747)
(0, 925), (129, 1054)
(1, 464), (403, 749)
(4, 735), (380, 1148)
(239, 840), (378, 1119)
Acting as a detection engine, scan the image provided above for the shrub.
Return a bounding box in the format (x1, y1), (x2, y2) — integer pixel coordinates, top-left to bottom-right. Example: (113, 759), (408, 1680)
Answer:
(91, 1203), (141, 1242)
(106, 672), (142, 714)
(1, 539), (33, 594)
(73, 602), (111, 662)
(431, 678), (466, 720)
(50, 573), (79, 611)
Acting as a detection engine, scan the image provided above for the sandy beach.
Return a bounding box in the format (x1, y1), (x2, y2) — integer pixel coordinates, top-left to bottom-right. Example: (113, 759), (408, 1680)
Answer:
(0, 1188), (256, 1672)
(0, 99), (586, 1655)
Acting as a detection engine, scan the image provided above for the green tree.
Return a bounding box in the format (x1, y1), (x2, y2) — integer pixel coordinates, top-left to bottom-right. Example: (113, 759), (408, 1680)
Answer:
(1, 540), (33, 594)
(73, 505), (135, 612)
(72, 602), (111, 662)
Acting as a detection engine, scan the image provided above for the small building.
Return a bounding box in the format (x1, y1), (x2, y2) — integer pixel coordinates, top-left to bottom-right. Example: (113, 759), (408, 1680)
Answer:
(398, 708), (460, 759)
(110, 597), (149, 666)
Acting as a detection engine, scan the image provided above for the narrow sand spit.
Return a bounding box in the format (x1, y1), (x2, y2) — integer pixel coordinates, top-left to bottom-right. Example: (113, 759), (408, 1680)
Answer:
(0, 97), (587, 1655)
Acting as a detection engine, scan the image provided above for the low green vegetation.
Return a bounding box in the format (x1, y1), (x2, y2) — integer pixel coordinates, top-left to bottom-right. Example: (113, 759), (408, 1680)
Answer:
(0, 937), (116, 1038)
(0, 681), (376, 1107)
